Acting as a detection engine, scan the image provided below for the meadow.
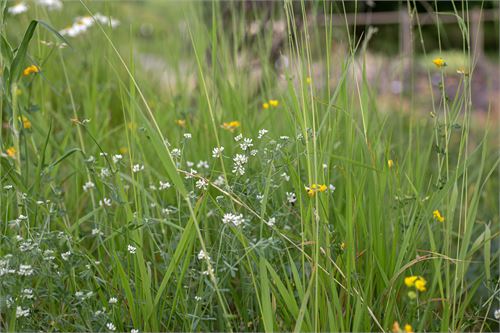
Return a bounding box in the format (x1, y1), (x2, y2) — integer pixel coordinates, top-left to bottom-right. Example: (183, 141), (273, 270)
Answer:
(0, 0), (499, 332)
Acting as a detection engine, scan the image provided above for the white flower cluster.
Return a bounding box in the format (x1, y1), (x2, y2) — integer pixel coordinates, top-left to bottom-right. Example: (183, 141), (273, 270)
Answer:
(222, 213), (244, 226)
(60, 13), (119, 38)
(197, 250), (210, 261)
(212, 146), (224, 158)
(232, 154), (248, 175)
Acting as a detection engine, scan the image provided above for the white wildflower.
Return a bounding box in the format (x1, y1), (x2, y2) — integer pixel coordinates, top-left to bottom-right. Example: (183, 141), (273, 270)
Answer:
(195, 178), (208, 190)
(194, 296), (202, 302)
(258, 129), (268, 139)
(36, 0), (63, 11)
(159, 181), (171, 190)
(100, 168), (111, 178)
(186, 161), (194, 167)
(108, 297), (118, 304)
(16, 306), (30, 318)
(232, 154), (248, 176)
(197, 250), (210, 261)
(183, 133), (192, 139)
(329, 184), (336, 192)
(112, 154), (123, 163)
(494, 309), (500, 320)
(266, 217), (276, 227)
(171, 148), (181, 157)
(8, 2), (28, 15)
(18, 264), (34, 276)
(106, 323), (116, 331)
(127, 245), (136, 254)
(234, 134), (243, 142)
(213, 175), (225, 186)
(99, 198), (112, 207)
(132, 164), (144, 173)
(197, 160), (209, 169)
(240, 138), (253, 151)
(212, 146), (224, 158)
(22, 289), (33, 299)
(286, 192), (297, 204)
(222, 213), (244, 227)
(61, 251), (71, 261)
(281, 172), (290, 181)
(250, 149), (258, 156)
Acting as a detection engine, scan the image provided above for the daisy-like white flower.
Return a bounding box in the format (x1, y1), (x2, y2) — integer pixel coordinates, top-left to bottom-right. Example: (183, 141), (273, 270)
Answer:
(36, 0), (63, 11)
(258, 129), (268, 139)
(234, 134), (243, 142)
(183, 133), (192, 139)
(8, 2), (28, 15)
(106, 323), (116, 331)
(108, 297), (118, 304)
(127, 245), (136, 254)
(212, 146), (224, 158)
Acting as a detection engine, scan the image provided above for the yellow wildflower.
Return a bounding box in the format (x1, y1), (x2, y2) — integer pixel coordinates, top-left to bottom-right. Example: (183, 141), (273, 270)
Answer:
(432, 57), (446, 68)
(414, 277), (427, 292)
(340, 242), (346, 251)
(23, 65), (40, 76)
(19, 116), (31, 129)
(269, 99), (279, 107)
(6, 147), (16, 158)
(306, 183), (328, 197)
(388, 159), (394, 168)
(318, 184), (328, 192)
(307, 189), (315, 197)
(404, 276), (418, 287)
(392, 321), (401, 333)
(262, 102), (269, 110)
(221, 121), (241, 132)
(119, 147), (128, 154)
(306, 76), (312, 84)
(433, 210), (445, 223)
(404, 324), (413, 333)
(175, 119), (186, 128)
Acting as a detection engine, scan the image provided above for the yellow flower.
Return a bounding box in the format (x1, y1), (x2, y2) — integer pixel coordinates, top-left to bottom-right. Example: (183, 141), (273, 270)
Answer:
(404, 324), (413, 333)
(221, 121), (241, 132)
(340, 242), (346, 251)
(306, 76), (312, 84)
(269, 99), (279, 107)
(119, 147), (128, 154)
(23, 65), (40, 76)
(404, 276), (418, 287)
(388, 159), (394, 168)
(19, 116), (31, 129)
(175, 119), (186, 128)
(432, 57), (446, 68)
(6, 147), (16, 158)
(262, 102), (269, 110)
(433, 210), (445, 222)
(306, 183), (328, 197)
(414, 277), (427, 292)
(392, 321), (401, 333)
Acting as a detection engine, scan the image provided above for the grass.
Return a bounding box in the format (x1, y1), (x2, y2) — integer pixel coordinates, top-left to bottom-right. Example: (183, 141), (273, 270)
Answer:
(0, 0), (499, 332)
